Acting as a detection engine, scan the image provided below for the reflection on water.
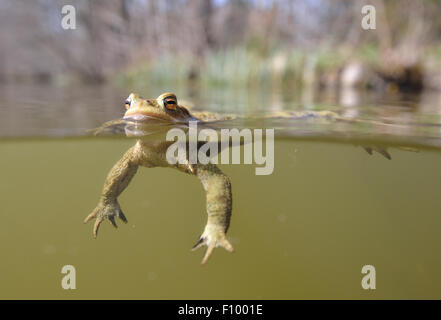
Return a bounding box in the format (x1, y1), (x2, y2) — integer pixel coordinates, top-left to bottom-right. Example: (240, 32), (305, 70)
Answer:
(1, 83), (441, 147)
(1, 84), (441, 299)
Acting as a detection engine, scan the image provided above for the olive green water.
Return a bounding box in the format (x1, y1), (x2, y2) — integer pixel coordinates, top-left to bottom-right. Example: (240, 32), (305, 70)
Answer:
(1, 137), (441, 299)
(2, 84), (441, 299)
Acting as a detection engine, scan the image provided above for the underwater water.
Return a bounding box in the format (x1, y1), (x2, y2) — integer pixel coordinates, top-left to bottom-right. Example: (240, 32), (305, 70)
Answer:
(1, 84), (441, 299)
(1, 138), (441, 299)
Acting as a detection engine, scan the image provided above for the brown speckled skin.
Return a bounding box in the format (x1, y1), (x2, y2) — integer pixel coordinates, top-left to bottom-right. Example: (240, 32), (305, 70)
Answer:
(84, 93), (234, 265)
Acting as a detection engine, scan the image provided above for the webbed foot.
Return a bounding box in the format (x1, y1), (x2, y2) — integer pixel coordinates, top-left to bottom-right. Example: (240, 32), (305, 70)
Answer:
(191, 224), (234, 265)
(84, 200), (128, 238)
(363, 146), (391, 160)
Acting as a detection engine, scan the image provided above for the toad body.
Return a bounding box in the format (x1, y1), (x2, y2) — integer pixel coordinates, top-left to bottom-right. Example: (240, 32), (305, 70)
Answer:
(85, 92), (393, 265)
(85, 93), (236, 264)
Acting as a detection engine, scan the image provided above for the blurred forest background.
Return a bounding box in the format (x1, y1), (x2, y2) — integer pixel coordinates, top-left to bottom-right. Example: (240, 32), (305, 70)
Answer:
(1, 0), (441, 94)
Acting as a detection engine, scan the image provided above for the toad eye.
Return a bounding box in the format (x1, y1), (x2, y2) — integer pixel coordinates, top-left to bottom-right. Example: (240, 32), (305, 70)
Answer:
(163, 97), (177, 110)
(124, 99), (131, 110)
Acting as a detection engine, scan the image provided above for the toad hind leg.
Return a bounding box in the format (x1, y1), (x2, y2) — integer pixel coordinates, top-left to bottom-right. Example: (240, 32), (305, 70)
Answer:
(190, 163), (234, 265)
(362, 146), (391, 160)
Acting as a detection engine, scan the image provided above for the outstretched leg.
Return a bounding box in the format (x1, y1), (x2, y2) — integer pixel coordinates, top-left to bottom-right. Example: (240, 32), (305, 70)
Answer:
(190, 163), (234, 264)
(84, 142), (142, 237)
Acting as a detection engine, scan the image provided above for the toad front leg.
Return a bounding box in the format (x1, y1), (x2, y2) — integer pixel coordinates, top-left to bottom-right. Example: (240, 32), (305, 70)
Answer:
(84, 144), (141, 237)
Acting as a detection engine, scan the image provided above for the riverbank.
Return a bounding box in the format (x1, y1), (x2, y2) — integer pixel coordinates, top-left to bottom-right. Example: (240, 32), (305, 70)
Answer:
(117, 45), (441, 94)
